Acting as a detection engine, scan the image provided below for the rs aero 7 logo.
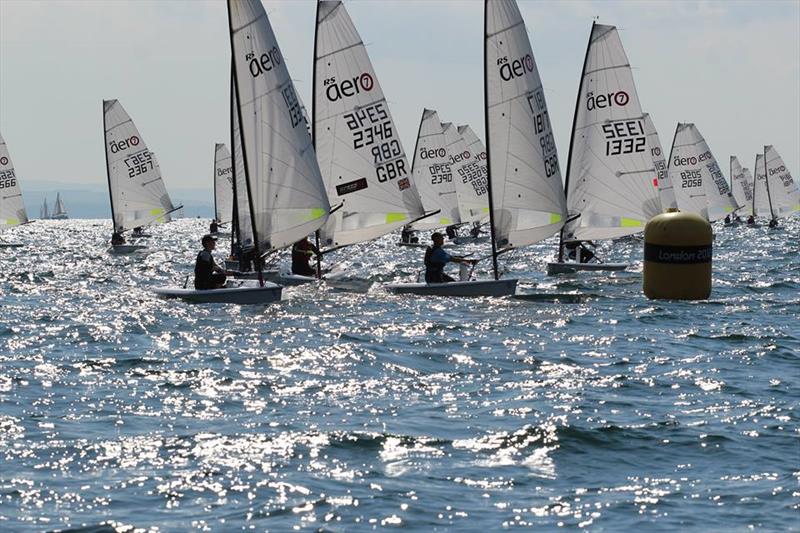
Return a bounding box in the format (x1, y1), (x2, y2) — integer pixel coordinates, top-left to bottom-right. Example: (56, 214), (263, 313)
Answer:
(324, 73), (374, 102)
(247, 47), (282, 78)
(497, 54), (534, 81)
(109, 135), (140, 153)
(586, 90), (629, 111)
(448, 150), (472, 165)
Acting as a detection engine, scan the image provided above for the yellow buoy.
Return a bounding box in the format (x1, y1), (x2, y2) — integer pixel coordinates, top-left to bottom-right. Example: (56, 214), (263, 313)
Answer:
(643, 209), (712, 300)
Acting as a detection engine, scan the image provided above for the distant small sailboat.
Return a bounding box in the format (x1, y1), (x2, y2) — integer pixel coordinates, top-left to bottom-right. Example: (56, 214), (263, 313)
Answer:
(667, 123), (737, 222)
(40, 197), (50, 220)
(0, 132), (28, 247)
(50, 192), (68, 220)
(547, 22), (659, 275)
(103, 99), (182, 253)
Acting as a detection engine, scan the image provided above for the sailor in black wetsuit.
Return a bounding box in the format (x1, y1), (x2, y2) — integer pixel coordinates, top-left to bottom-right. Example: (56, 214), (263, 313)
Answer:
(194, 234), (227, 290)
(209, 220), (219, 234)
(291, 236), (320, 277)
(424, 232), (475, 283)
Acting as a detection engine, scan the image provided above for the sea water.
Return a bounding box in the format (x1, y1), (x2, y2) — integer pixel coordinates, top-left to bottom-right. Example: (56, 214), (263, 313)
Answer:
(0, 218), (797, 531)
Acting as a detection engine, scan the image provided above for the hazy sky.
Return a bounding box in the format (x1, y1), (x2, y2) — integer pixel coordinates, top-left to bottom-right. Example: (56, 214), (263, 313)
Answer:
(1, 0), (798, 196)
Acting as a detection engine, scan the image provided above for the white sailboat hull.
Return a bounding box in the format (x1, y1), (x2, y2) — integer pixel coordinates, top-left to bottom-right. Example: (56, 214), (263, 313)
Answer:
(108, 244), (148, 255)
(229, 269), (280, 280)
(152, 280), (282, 304)
(546, 262), (628, 275)
(385, 278), (517, 297)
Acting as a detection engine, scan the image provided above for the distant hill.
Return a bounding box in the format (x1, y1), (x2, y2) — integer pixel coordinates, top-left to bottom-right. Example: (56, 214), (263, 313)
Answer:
(22, 180), (213, 220)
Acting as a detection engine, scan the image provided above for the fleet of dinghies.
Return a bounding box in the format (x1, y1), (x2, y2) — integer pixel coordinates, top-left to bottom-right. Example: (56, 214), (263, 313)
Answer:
(3, 0), (798, 304)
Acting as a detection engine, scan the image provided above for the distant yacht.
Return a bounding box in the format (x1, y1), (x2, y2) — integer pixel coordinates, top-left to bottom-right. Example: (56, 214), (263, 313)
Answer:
(40, 196), (50, 219)
(51, 193), (68, 219)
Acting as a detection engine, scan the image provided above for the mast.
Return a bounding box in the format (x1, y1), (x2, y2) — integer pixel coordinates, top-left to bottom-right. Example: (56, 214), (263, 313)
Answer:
(665, 123), (681, 209)
(228, 61), (241, 254)
(102, 101), (116, 234)
(483, 0), (500, 280)
(763, 146), (775, 220)
(558, 20), (595, 262)
(227, 2), (263, 285)
(312, 0), (323, 279)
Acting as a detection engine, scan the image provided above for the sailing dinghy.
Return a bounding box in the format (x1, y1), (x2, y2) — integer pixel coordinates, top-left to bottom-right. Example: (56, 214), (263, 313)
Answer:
(547, 23), (659, 275)
(388, 0), (567, 296)
(444, 123), (490, 244)
(0, 132), (28, 247)
(103, 99), (181, 254)
(51, 193), (68, 219)
(729, 156), (754, 221)
(309, 0), (430, 282)
(666, 123), (737, 222)
(155, 0), (330, 304)
(759, 145), (800, 226)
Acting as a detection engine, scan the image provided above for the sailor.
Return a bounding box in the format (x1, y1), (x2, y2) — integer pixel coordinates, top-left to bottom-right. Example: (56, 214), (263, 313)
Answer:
(194, 234), (227, 290)
(724, 215), (731, 224)
(469, 223), (481, 239)
(132, 226), (145, 237)
(768, 217), (778, 228)
(445, 225), (458, 240)
(210, 219), (219, 234)
(747, 215), (755, 225)
(401, 227), (418, 244)
(291, 236), (320, 277)
(565, 241), (596, 263)
(111, 232), (125, 246)
(424, 232), (476, 283)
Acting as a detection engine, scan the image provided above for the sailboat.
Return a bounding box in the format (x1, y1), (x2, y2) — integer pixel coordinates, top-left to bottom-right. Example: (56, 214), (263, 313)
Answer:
(644, 113), (676, 211)
(547, 23), (660, 275)
(156, 0), (330, 304)
(442, 122), (490, 244)
(388, 0), (566, 296)
(0, 132), (28, 247)
(50, 193), (68, 220)
(729, 156), (754, 221)
(760, 145), (800, 227)
(103, 99), (181, 253)
(40, 197), (50, 220)
(666, 123), (737, 222)
(212, 143), (233, 234)
(312, 0), (430, 271)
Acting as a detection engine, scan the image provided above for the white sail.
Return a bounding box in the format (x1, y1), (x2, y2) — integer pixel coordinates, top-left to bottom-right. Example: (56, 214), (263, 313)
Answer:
(410, 109), (460, 230)
(667, 123), (737, 222)
(40, 198), (49, 220)
(562, 24), (660, 243)
(752, 153), (773, 218)
(0, 133), (29, 228)
(314, 0), (424, 248)
(763, 145), (800, 218)
(51, 192), (68, 219)
(442, 123), (489, 224)
(213, 143), (234, 224)
(103, 99), (176, 232)
(485, 0), (567, 249)
(729, 156), (753, 216)
(228, 0), (330, 252)
(644, 113), (675, 211)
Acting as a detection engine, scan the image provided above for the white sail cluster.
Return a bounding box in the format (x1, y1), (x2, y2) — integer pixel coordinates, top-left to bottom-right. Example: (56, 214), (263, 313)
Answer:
(485, 0), (567, 250)
(667, 123), (737, 222)
(563, 23), (660, 243)
(0, 133), (29, 228)
(314, 0), (424, 248)
(229, 0), (330, 252)
(103, 99), (177, 233)
(213, 143), (233, 225)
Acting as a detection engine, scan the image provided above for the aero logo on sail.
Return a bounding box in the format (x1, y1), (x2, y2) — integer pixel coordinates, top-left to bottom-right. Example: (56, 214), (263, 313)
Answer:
(247, 47), (282, 78)
(672, 156), (697, 167)
(448, 151), (472, 165)
(324, 74), (374, 102)
(420, 147), (446, 160)
(109, 136), (140, 153)
(497, 54), (534, 81)
(586, 90), (629, 111)
(768, 165), (786, 176)
(0, 157), (8, 166)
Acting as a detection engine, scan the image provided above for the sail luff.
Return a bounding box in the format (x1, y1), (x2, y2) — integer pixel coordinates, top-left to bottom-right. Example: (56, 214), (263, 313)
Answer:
(483, 0), (499, 279)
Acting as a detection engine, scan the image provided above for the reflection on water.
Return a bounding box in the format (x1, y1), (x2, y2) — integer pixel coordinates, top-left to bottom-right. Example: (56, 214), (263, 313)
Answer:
(0, 218), (798, 530)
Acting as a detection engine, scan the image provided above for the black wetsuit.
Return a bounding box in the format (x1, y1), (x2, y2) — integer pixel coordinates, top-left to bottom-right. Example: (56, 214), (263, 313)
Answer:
(194, 250), (225, 289)
(292, 240), (319, 276)
(424, 245), (454, 283)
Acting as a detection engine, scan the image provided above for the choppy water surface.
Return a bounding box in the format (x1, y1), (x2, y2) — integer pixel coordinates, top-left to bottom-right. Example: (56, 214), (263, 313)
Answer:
(1, 218), (798, 531)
